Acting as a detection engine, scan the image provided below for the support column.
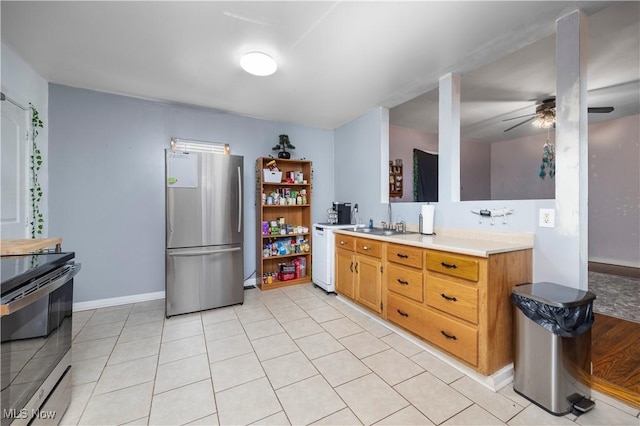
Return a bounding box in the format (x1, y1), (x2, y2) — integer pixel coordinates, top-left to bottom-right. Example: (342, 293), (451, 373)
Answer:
(555, 10), (589, 289)
(439, 73), (461, 203)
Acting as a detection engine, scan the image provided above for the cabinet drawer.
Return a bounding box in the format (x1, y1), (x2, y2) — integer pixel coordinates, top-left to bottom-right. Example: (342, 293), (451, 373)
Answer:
(424, 309), (478, 366)
(426, 251), (479, 282)
(387, 293), (428, 339)
(387, 244), (423, 269)
(387, 264), (424, 303)
(426, 276), (478, 324)
(356, 238), (382, 258)
(335, 235), (355, 251)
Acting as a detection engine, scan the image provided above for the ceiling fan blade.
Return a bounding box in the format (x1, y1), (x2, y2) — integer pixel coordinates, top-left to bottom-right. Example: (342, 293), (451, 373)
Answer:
(503, 113), (536, 121)
(588, 106), (614, 113)
(504, 116), (536, 132)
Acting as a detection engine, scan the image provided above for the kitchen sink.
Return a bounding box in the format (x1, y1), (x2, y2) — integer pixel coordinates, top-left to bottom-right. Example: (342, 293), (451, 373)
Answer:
(354, 227), (417, 236)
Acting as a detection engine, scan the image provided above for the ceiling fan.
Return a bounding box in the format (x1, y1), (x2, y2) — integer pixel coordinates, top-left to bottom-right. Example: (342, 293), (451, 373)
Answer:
(503, 97), (614, 132)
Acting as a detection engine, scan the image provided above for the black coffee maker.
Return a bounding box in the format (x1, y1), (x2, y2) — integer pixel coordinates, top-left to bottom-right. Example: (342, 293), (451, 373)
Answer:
(333, 202), (352, 225)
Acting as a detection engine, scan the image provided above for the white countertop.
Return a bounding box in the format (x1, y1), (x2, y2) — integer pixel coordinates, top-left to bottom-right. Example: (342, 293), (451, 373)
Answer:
(333, 229), (533, 258)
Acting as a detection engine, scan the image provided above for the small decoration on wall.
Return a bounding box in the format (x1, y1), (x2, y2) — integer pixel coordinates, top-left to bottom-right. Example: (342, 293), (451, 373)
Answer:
(272, 134), (296, 159)
(539, 128), (555, 179)
(471, 208), (513, 225)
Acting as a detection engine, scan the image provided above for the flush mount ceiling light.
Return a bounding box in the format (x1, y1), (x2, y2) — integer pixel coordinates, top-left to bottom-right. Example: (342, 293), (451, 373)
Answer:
(240, 51), (277, 76)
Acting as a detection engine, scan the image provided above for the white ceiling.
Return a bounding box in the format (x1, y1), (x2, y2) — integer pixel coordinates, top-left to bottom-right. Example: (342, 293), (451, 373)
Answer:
(390, 1), (640, 141)
(2, 1), (636, 133)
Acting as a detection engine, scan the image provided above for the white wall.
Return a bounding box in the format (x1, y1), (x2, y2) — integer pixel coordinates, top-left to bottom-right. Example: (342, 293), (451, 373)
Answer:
(334, 104), (587, 287)
(483, 114), (639, 267)
(48, 84), (334, 303)
(490, 132), (556, 200)
(1, 42), (49, 236)
(460, 139), (491, 201)
(588, 114), (640, 267)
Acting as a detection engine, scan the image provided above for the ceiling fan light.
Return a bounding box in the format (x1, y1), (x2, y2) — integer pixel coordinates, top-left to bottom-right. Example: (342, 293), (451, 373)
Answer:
(532, 117), (544, 128)
(240, 51), (277, 76)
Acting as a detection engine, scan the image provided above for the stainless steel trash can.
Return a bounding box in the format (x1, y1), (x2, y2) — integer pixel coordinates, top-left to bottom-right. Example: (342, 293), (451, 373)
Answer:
(511, 282), (596, 416)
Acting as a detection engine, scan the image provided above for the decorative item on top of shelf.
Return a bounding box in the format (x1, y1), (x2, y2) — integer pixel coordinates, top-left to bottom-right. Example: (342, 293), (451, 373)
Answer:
(272, 134), (295, 159)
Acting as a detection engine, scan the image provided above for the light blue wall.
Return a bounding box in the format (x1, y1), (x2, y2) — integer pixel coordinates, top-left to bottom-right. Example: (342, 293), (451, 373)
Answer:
(334, 107), (390, 223)
(48, 84), (334, 303)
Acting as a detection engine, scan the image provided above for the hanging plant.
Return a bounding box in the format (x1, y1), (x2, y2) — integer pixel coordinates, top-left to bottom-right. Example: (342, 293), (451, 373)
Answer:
(538, 128), (555, 180)
(29, 103), (44, 238)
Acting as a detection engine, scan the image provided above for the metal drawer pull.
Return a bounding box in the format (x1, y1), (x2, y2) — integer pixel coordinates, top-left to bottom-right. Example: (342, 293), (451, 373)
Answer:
(440, 330), (457, 340)
(397, 253), (409, 258)
(440, 262), (458, 269)
(350, 262), (354, 273)
(363, 246), (371, 250)
(397, 279), (409, 286)
(440, 293), (457, 302)
(397, 309), (409, 317)
(355, 262), (359, 273)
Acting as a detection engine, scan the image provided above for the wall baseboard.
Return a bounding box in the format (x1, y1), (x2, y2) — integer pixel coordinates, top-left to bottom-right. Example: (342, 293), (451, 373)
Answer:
(589, 257), (640, 269)
(588, 261), (640, 279)
(74, 278), (257, 312)
(73, 291), (165, 312)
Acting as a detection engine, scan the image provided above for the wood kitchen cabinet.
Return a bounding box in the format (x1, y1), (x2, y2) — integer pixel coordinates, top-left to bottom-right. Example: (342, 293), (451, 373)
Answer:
(334, 230), (532, 376)
(335, 236), (356, 298)
(388, 247), (531, 375)
(335, 235), (383, 314)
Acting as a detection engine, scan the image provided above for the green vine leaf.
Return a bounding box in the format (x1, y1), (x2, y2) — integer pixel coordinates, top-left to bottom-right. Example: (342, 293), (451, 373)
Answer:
(29, 103), (45, 238)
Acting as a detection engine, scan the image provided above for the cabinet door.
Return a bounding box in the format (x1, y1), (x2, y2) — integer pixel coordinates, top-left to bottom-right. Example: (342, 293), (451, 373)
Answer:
(335, 249), (355, 299)
(356, 255), (382, 313)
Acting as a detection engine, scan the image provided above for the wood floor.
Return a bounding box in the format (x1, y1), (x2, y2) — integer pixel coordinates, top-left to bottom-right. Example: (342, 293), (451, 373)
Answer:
(592, 313), (640, 409)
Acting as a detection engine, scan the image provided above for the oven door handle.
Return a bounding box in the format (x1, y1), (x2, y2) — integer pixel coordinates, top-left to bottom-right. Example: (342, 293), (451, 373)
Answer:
(0, 263), (81, 317)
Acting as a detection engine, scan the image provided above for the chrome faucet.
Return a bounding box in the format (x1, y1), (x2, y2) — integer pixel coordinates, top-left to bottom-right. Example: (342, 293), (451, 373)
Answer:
(396, 221), (406, 233)
(387, 203), (392, 229)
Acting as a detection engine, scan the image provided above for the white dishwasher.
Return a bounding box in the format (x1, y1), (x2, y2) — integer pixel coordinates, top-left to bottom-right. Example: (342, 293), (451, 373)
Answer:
(312, 223), (356, 293)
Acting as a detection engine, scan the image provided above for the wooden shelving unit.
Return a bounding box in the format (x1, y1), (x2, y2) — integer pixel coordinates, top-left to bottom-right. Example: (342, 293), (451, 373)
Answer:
(389, 162), (403, 198)
(255, 157), (312, 290)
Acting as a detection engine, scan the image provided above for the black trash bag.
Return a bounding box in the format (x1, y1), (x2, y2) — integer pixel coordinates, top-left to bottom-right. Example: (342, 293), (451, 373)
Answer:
(511, 294), (595, 337)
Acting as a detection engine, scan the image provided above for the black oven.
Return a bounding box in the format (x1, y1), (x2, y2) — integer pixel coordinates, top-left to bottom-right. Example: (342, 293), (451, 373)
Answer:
(1, 253), (80, 426)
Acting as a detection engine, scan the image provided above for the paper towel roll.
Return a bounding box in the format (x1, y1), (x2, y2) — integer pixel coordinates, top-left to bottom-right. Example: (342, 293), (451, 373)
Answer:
(420, 205), (435, 235)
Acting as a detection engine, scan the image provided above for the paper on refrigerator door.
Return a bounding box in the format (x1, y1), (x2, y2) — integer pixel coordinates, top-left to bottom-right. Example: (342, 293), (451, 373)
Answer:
(166, 151), (198, 188)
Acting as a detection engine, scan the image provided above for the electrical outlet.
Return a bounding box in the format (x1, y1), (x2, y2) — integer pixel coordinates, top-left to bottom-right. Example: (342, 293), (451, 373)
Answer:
(539, 208), (555, 228)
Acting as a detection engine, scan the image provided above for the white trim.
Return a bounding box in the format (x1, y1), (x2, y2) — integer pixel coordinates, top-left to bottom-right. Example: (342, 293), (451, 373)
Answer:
(73, 291), (165, 312)
(244, 277), (258, 287)
(335, 295), (513, 392)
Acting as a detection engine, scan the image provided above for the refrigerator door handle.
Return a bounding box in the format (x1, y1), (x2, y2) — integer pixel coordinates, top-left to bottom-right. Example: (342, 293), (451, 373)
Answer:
(168, 247), (242, 257)
(237, 165), (242, 233)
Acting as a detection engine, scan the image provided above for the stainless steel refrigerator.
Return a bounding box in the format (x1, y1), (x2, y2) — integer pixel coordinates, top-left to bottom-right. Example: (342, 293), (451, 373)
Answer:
(165, 149), (244, 317)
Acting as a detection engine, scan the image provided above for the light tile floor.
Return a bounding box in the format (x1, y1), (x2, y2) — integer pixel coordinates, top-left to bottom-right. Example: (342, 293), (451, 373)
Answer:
(61, 284), (640, 425)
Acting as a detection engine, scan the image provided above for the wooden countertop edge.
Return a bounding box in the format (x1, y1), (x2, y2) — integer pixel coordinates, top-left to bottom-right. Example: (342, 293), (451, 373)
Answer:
(0, 238), (63, 255)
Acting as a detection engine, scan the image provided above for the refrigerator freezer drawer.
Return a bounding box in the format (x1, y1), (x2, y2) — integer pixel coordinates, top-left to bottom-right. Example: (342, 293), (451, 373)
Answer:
(166, 245), (244, 317)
